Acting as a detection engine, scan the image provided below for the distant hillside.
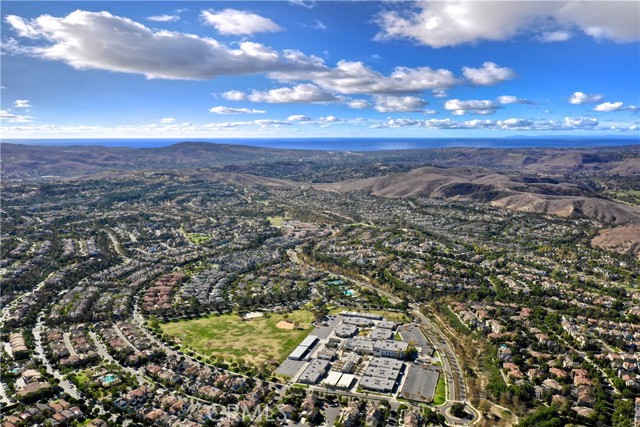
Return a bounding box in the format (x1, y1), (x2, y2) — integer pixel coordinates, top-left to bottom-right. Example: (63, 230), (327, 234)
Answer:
(2, 141), (639, 179)
(0, 142), (346, 179)
(316, 165), (640, 227)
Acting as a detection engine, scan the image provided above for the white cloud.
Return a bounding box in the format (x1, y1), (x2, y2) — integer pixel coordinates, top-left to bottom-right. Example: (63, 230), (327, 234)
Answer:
(569, 91), (604, 105)
(222, 90), (247, 101)
(374, 95), (428, 113)
(270, 60), (460, 95)
(209, 106), (266, 114)
(374, 1), (639, 47)
(253, 119), (291, 126)
(563, 116), (598, 128)
(13, 99), (31, 108)
(496, 118), (535, 129)
(539, 30), (572, 42)
(201, 9), (282, 36)
(497, 95), (534, 105)
(309, 20), (326, 31)
(444, 99), (502, 115)
(594, 101), (624, 112)
(462, 62), (515, 86)
(0, 109), (35, 123)
(147, 14), (180, 23)
(320, 115), (340, 123)
(247, 84), (339, 103)
(289, 0), (316, 9)
(287, 115), (311, 121)
(593, 101), (640, 112)
(347, 99), (371, 109)
(160, 117), (176, 123)
(5, 11), (324, 80)
(432, 89), (448, 98)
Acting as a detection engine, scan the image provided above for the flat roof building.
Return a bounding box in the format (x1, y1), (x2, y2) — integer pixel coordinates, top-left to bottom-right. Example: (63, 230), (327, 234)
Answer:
(322, 371), (342, 388)
(359, 376), (395, 393)
(377, 321), (396, 330)
(369, 328), (395, 340)
(288, 345), (309, 361)
(335, 324), (358, 338)
(344, 337), (374, 354)
(374, 340), (408, 359)
(300, 335), (319, 348)
(369, 357), (403, 370)
(298, 359), (330, 385)
(317, 348), (337, 361)
(337, 374), (356, 389)
(343, 317), (374, 327)
(341, 311), (383, 320)
(364, 365), (401, 381)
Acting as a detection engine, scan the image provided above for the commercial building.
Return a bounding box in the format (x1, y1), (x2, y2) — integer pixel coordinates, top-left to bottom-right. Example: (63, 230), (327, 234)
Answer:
(359, 376), (395, 393)
(373, 340), (408, 359)
(344, 337), (375, 355)
(298, 359), (330, 385)
(335, 324), (358, 338)
(369, 357), (403, 370)
(369, 328), (394, 340)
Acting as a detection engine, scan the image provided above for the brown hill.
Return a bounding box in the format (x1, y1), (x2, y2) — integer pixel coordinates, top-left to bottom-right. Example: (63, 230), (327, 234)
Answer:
(317, 166), (640, 226)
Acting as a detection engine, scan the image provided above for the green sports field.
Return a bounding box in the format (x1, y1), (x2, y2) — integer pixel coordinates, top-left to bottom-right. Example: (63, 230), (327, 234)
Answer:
(160, 310), (314, 366)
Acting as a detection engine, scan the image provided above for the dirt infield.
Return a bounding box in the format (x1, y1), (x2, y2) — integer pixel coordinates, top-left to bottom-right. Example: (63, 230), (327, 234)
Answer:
(276, 320), (296, 330)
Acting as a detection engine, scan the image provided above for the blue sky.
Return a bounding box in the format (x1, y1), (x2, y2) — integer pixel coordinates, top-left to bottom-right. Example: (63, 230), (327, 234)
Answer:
(1, 1), (639, 138)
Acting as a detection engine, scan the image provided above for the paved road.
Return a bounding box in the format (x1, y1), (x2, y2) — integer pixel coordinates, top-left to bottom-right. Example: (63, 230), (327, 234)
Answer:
(33, 319), (80, 399)
(63, 333), (78, 357)
(88, 331), (149, 387)
(410, 305), (478, 425)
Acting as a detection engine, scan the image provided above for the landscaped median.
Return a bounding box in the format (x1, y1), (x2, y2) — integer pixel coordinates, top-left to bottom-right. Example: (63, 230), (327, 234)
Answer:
(159, 310), (314, 367)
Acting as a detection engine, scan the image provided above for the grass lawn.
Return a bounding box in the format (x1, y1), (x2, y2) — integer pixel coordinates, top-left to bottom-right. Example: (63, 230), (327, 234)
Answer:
(329, 306), (408, 323)
(161, 310), (314, 366)
(433, 370), (446, 405)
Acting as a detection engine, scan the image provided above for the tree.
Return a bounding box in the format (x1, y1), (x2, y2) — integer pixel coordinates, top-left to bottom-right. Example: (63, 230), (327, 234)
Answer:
(450, 402), (466, 418)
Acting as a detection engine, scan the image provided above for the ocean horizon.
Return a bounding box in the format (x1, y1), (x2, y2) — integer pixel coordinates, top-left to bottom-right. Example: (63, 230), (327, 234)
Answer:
(2, 137), (639, 151)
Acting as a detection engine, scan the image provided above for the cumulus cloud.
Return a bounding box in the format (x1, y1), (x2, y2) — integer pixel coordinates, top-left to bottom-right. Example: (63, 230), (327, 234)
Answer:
(270, 61), (460, 95)
(497, 95), (534, 105)
(462, 62), (515, 86)
(374, 1), (639, 47)
(347, 99), (371, 109)
(374, 95), (428, 113)
(222, 90), (247, 101)
(569, 91), (604, 104)
(444, 99), (502, 115)
(287, 115), (311, 121)
(201, 9), (282, 35)
(209, 106), (266, 114)
(4, 10), (324, 80)
(160, 117), (176, 123)
(371, 115), (602, 131)
(593, 101), (640, 112)
(320, 115), (340, 123)
(0, 109), (35, 123)
(13, 99), (31, 108)
(147, 14), (180, 23)
(246, 84), (339, 103)
(594, 102), (624, 112)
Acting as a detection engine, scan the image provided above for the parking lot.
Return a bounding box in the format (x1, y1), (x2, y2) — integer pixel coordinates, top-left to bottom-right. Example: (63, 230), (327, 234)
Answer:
(398, 324), (433, 355)
(399, 364), (441, 402)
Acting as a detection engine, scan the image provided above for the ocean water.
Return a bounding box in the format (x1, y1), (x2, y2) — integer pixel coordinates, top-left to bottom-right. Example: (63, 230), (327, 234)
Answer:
(2, 137), (638, 151)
